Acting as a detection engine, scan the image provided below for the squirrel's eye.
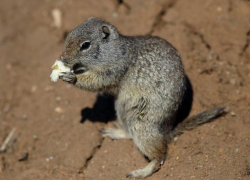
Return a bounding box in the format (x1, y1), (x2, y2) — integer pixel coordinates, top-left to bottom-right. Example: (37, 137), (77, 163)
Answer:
(80, 42), (91, 51)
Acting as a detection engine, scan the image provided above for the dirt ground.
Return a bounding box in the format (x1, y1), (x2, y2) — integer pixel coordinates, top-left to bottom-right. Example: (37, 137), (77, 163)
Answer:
(0, 0), (250, 179)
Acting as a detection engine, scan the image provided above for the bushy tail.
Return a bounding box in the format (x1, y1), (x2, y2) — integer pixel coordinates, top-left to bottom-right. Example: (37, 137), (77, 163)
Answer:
(171, 107), (226, 138)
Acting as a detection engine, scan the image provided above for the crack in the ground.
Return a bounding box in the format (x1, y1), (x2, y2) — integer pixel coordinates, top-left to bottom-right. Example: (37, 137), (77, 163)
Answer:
(239, 30), (250, 56)
(148, 0), (177, 35)
(228, 0), (233, 12)
(182, 22), (221, 61)
(183, 23), (211, 51)
(116, 0), (131, 14)
(0, 156), (6, 172)
(79, 136), (104, 178)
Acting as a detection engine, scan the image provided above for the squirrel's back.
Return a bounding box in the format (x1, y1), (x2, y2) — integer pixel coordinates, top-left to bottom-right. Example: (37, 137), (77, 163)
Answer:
(118, 35), (186, 131)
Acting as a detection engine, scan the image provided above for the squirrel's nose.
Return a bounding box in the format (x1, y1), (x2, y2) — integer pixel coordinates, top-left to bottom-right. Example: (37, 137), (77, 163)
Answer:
(60, 55), (72, 67)
(60, 55), (67, 63)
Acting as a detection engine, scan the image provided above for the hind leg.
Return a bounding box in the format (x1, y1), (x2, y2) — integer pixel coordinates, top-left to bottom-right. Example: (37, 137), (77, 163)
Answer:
(127, 126), (167, 178)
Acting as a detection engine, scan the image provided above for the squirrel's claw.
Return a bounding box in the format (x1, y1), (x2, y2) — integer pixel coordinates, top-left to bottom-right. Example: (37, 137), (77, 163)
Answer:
(59, 72), (77, 84)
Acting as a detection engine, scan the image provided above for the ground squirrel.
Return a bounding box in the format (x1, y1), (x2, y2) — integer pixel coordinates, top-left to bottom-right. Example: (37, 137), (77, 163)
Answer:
(58, 17), (225, 178)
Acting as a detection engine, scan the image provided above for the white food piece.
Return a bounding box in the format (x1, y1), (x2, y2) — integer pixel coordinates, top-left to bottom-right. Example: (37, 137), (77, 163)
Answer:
(50, 60), (70, 82)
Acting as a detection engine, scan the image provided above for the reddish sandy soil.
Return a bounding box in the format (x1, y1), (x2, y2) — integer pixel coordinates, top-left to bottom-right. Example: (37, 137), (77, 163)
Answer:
(0, 0), (250, 180)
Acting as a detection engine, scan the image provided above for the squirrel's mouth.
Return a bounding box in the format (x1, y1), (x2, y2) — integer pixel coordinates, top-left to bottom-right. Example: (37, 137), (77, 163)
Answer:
(73, 63), (86, 74)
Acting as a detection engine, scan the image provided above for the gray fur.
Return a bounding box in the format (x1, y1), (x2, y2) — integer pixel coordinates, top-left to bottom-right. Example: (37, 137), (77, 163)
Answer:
(59, 17), (225, 178)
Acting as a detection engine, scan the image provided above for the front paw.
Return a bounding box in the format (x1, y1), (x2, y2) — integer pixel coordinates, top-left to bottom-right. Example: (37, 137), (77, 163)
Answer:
(59, 72), (77, 84)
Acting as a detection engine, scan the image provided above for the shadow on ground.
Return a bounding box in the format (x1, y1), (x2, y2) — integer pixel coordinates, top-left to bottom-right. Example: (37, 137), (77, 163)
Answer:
(80, 94), (116, 123)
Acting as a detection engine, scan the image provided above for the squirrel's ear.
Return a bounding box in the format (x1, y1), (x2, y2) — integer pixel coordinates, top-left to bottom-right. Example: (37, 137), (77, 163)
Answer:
(101, 26), (110, 40)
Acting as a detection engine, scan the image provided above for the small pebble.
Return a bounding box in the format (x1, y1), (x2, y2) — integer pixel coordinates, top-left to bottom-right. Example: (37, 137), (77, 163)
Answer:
(217, 6), (222, 12)
(6, 63), (12, 70)
(235, 148), (239, 153)
(31, 85), (37, 93)
(112, 12), (118, 18)
(3, 104), (11, 113)
(230, 111), (236, 116)
(56, 96), (61, 101)
(176, 156), (179, 160)
(49, 156), (54, 160)
(46, 156), (54, 162)
(52, 9), (62, 28)
(218, 61), (224, 65)
(64, 100), (69, 105)
(55, 107), (64, 113)
(229, 79), (236, 85)
(18, 152), (29, 161)
(217, 132), (221, 136)
(173, 137), (178, 141)
(33, 135), (38, 140)
(22, 114), (28, 120)
(45, 86), (54, 92)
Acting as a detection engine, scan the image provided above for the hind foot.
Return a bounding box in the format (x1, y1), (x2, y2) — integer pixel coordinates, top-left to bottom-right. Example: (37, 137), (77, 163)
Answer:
(101, 126), (131, 140)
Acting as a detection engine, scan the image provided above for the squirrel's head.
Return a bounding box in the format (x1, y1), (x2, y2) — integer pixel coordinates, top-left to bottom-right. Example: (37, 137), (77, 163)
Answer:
(61, 17), (128, 75)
